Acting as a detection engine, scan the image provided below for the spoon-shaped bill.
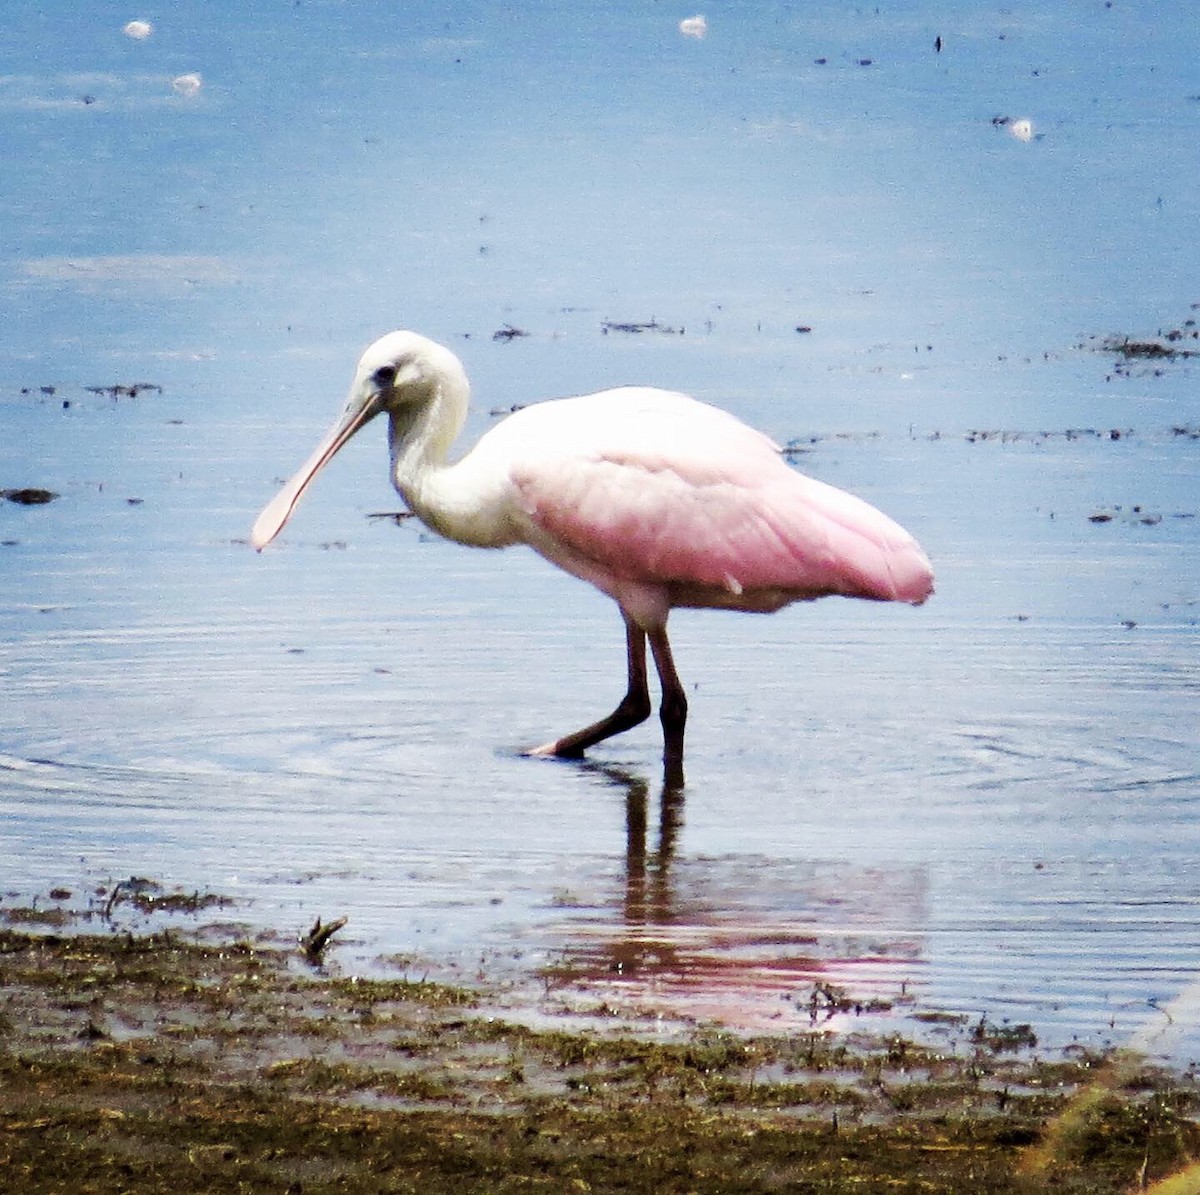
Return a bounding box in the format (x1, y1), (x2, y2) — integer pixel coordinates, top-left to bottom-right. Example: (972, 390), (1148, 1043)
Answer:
(249, 393), (379, 550)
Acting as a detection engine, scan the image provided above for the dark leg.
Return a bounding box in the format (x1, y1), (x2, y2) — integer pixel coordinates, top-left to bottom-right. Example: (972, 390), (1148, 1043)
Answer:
(526, 616), (653, 758)
(648, 625), (688, 772)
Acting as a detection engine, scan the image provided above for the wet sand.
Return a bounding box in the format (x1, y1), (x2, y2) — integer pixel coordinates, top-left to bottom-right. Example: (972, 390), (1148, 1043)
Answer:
(3, 889), (1199, 1193)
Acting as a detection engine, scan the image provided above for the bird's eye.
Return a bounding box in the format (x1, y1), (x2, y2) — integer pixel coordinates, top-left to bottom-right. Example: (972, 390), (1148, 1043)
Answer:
(372, 364), (398, 389)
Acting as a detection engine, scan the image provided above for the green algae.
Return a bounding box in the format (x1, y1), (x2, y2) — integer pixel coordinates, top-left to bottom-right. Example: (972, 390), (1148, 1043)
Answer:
(1, 899), (1199, 1193)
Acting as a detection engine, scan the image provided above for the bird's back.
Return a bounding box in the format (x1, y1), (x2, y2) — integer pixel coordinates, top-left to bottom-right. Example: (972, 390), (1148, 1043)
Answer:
(464, 387), (933, 613)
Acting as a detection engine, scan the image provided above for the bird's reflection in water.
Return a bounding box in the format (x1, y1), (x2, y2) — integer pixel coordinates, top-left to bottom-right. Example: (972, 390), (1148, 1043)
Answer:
(618, 762), (683, 935)
(545, 761), (926, 1032)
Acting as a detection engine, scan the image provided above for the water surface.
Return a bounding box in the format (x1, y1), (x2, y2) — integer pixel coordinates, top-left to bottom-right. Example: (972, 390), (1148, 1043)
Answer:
(2, 0), (1198, 1062)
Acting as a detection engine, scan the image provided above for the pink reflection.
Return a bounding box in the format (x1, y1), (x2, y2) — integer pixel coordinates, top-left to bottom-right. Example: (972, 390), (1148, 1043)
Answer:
(541, 767), (926, 1032)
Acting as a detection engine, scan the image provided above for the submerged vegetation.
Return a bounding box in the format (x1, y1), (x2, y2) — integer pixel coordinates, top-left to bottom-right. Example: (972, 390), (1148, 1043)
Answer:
(2, 889), (1200, 1192)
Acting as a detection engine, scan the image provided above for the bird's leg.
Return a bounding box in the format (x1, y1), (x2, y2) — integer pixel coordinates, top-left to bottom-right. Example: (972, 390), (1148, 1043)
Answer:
(526, 617), (653, 758)
(648, 625), (688, 772)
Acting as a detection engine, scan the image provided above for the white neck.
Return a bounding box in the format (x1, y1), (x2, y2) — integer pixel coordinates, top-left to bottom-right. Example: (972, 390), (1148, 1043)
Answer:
(387, 366), (516, 549)
(389, 371), (465, 490)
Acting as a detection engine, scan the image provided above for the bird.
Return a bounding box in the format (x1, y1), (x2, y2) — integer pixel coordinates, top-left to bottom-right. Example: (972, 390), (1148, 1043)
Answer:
(251, 330), (933, 769)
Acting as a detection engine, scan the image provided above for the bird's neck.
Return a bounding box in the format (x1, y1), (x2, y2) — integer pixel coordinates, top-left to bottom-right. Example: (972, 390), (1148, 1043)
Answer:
(389, 367), (466, 485)
(388, 371), (507, 547)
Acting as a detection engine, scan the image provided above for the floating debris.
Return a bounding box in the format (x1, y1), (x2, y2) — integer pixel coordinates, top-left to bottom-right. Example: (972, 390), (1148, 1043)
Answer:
(492, 324), (530, 342)
(1088, 505), (1164, 526)
(82, 382), (164, 399)
(17, 384), (71, 404)
(1085, 319), (1200, 378)
(367, 510), (417, 525)
(800, 981), (893, 1025)
(172, 73), (203, 98)
(784, 423), (1195, 451)
(2, 488), (58, 505)
(301, 915), (348, 965)
(782, 430), (885, 458)
(1101, 335), (1198, 360)
(970, 1016), (1037, 1053)
(991, 115), (1039, 142)
(782, 438), (819, 459)
(991, 115), (1037, 142)
(601, 318), (683, 335)
(964, 427), (1133, 444)
(102, 876), (231, 919)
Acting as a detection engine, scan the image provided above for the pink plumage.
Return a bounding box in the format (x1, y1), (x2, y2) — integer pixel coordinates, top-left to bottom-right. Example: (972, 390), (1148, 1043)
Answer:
(474, 387), (932, 625)
(250, 332), (934, 771)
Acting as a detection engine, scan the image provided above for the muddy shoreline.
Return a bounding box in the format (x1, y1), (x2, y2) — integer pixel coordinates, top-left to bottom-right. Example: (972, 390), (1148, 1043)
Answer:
(2, 889), (1199, 1193)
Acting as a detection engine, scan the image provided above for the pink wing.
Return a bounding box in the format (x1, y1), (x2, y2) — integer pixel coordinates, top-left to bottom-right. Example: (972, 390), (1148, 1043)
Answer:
(506, 390), (933, 607)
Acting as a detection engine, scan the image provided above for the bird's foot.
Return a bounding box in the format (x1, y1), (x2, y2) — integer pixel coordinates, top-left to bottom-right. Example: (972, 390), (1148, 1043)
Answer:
(524, 739), (584, 759)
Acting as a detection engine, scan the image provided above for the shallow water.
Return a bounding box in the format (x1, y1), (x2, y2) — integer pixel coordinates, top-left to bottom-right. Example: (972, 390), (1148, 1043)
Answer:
(2, 1), (1199, 1062)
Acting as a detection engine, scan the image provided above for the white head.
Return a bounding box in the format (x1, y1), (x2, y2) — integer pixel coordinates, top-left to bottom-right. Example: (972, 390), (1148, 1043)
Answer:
(352, 330), (467, 404)
(249, 331), (468, 550)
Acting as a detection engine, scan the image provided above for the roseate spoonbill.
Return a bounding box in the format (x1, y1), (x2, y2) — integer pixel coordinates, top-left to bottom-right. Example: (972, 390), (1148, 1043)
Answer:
(251, 331), (933, 767)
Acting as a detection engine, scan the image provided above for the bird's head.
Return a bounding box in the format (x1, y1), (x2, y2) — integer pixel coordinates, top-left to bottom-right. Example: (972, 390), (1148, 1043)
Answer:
(352, 330), (456, 411)
(249, 330), (466, 551)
